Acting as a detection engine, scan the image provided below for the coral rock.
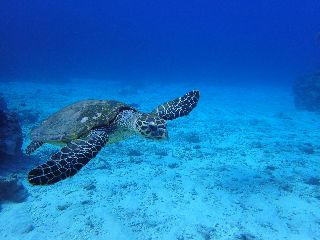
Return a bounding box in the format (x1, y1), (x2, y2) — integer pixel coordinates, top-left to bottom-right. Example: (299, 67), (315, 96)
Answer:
(0, 176), (28, 203)
(0, 97), (23, 162)
(293, 72), (320, 111)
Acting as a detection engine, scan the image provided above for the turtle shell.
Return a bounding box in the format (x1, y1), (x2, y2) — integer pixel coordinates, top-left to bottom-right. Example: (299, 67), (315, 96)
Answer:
(30, 100), (135, 143)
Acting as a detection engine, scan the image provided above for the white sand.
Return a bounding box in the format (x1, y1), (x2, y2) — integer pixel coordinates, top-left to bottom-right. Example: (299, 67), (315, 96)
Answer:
(0, 79), (319, 240)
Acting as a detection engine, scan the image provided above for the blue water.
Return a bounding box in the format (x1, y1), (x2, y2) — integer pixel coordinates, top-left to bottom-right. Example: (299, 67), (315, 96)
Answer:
(0, 1), (320, 239)
(1, 0), (319, 83)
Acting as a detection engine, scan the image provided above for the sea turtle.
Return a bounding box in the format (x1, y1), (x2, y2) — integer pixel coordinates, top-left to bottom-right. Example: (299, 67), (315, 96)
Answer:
(26, 90), (200, 185)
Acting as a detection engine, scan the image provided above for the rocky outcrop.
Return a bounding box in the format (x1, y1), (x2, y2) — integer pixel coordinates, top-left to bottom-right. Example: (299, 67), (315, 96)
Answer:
(0, 97), (23, 162)
(293, 72), (320, 111)
(0, 176), (28, 204)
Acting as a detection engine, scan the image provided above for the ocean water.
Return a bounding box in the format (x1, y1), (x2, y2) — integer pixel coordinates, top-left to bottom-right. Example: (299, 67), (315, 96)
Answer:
(0, 1), (320, 239)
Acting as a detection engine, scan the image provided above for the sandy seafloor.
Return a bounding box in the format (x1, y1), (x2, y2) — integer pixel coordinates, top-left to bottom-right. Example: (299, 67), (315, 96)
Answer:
(0, 79), (319, 240)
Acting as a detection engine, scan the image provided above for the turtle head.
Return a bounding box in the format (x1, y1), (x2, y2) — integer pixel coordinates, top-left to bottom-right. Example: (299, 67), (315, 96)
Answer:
(135, 114), (168, 140)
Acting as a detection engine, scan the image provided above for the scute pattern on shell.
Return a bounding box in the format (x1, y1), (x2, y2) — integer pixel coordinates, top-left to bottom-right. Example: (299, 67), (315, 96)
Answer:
(30, 100), (134, 143)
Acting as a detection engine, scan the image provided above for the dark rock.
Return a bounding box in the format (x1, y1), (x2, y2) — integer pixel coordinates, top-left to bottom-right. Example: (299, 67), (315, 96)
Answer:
(266, 165), (276, 171)
(236, 233), (256, 240)
(83, 182), (96, 191)
(57, 203), (70, 211)
(130, 157), (143, 164)
(0, 97), (23, 163)
(299, 143), (314, 154)
(0, 176), (28, 203)
(304, 177), (320, 186)
(250, 141), (264, 149)
(280, 183), (293, 192)
(185, 132), (201, 144)
(0, 109), (6, 126)
(196, 224), (216, 240)
(81, 200), (93, 205)
(0, 96), (7, 110)
(293, 72), (320, 111)
(168, 162), (179, 169)
(155, 148), (168, 157)
(127, 149), (143, 157)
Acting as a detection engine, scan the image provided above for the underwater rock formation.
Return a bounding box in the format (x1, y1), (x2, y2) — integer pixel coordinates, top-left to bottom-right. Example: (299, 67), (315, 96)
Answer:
(18, 109), (39, 125)
(293, 72), (320, 111)
(0, 176), (28, 204)
(0, 97), (23, 162)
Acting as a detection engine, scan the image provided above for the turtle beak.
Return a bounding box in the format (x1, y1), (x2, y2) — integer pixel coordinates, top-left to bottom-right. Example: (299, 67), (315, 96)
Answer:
(150, 124), (168, 140)
(151, 128), (168, 140)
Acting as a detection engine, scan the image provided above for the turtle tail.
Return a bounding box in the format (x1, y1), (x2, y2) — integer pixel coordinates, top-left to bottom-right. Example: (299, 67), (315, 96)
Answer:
(26, 141), (44, 155)
(152, 90), (200, 120)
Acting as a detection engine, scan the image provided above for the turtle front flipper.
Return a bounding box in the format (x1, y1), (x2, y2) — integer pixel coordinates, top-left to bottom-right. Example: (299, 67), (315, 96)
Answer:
(26, 141), (44, 155)
(28, 127), (109, 185)
(152, 90), (200, 120)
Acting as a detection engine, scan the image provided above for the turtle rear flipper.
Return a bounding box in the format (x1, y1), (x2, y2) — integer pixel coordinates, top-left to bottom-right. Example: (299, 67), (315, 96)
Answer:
(28, 127), (109, 185)
(152, 90), (200, 120)
(26, 141), (44, 155)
